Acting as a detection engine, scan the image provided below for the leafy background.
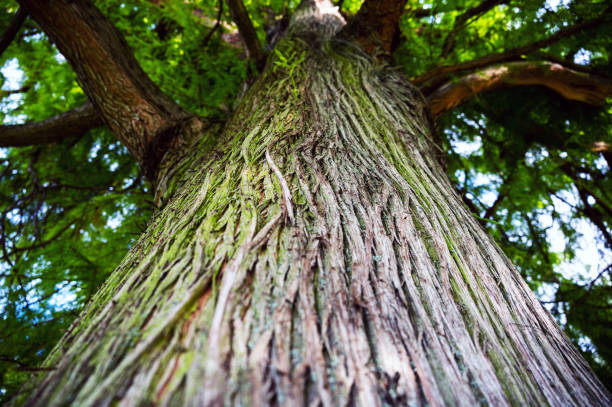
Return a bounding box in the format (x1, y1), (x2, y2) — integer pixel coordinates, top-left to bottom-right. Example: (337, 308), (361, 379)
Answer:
(0, 0), (610, 401)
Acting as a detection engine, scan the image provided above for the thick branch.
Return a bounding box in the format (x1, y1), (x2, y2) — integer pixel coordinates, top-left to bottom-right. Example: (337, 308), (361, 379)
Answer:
(226, 0), (265, 66)
(415, 8), (611, 86)
(428, 61), (612, 116)
(338, 0), (407, 53)
(0, 102), (102, 147)
(440, 0), (507, 58)
(0, 7), (27, 58)
(534, 52), (608, 77)
(17, 0), (194, 180)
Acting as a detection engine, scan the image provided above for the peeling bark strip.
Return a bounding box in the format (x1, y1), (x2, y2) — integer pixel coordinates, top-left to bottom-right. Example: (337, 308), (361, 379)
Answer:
(427, 61), (612, 116)
(18, 2), (611, 406)
(17, 0), (194, 180)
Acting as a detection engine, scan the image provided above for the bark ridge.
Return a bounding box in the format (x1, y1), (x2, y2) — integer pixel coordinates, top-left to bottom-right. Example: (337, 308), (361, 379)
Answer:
(20, 33), (610, 406)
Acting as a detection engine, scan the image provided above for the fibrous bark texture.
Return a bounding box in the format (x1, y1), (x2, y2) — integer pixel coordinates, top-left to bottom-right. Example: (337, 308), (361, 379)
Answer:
(20, 5), (610, 407)
(18, 0), (193, 180)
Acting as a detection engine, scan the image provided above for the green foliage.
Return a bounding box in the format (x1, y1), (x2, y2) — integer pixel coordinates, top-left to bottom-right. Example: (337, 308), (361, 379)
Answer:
(95, 0), (249, 118)
(439, 88), (612, 389)
(394, 0), (611, 389)
(0, 128), (151, 400)
(272, 47), (306, 99)
(0, 0), (247, 400)
(0, 0), (611, 401)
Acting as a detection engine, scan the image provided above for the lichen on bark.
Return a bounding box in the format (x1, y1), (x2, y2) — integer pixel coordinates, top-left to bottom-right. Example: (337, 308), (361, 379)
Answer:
(18, 3), (611, 407)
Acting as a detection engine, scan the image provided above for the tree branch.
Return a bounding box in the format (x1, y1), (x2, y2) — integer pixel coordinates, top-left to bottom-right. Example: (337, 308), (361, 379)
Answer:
(0, 84), (30, 98)
(226, 0), (265, 67)
(427, 61), (612, 117)
(574, 184), (612, 249)
(415, 8), (611, 87)
(338, 0), (408, 53)
(439, 0), (507, 59)
(533, 51), (609, 77)
(482, 171), (515, 220)
(406, 7), (433, 18)
(0, 7), (27, 58)
(0, 102), (103, 147)
(202, 0), (224, 48)
(17, 0), (195, 180)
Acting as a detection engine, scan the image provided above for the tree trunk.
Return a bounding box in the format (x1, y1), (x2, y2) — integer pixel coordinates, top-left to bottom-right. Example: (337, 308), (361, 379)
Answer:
(19, 4), (610, 407)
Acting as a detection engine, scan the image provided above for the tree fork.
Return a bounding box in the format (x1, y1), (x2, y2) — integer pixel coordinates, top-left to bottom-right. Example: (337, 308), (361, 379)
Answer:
(17, 0), (196, 183)
(339, 0), (407, 53)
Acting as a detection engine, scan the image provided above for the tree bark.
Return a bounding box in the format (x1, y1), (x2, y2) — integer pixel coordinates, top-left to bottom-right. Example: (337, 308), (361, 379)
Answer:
(339, 0), (407, 53)
(0, 7), (27, 58)
(17, 0), (196, 182)
(16, 2), (611, 406)
(427, 61), (612, 117)
(0, 102), (102, 147)
(226, 0), (265, 67)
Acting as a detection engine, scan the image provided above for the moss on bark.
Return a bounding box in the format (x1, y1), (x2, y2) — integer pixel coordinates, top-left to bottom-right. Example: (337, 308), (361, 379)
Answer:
(17, 8), (611, 407)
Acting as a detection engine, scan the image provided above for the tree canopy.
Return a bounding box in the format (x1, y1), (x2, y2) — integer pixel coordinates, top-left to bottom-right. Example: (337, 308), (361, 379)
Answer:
(0, 0), (610, 401)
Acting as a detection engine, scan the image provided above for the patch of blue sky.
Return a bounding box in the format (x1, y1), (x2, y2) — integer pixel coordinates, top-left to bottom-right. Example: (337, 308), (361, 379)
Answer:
(1, 58), (26, 124)
(48, 281), (79, 311)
